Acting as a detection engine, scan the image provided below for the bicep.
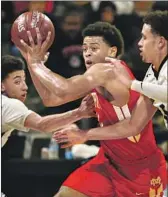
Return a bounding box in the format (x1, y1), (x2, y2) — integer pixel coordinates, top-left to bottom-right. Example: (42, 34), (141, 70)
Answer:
(105, 79), (130, 106)
(47, 73), (99, 106)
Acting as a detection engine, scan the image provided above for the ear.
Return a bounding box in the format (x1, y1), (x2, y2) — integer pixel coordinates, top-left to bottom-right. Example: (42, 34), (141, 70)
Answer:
(158, 37), (166, 49)
(1, 82), (6, 92)
(108, 46), (117, 58)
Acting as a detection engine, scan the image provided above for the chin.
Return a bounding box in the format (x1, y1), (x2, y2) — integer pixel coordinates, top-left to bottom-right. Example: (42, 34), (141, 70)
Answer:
(19, 97), (26, 103)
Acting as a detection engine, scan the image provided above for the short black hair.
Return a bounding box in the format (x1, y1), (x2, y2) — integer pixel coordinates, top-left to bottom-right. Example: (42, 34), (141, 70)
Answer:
(1, 55), (25, 81)
(143, 11), (168, 40)
(82, 22), (124, 56)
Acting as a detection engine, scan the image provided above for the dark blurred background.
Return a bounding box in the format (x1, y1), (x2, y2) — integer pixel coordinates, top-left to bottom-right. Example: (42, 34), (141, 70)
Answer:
(1, 1), (168, 197)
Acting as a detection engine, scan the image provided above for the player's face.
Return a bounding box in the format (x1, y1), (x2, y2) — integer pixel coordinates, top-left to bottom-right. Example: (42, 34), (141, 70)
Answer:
(2, 70), (28, 102)
(82, 36), (112, 69)
(138, 24), (161, 64)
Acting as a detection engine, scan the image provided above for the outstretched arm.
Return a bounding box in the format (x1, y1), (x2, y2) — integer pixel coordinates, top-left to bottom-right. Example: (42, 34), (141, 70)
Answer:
(25, 94), (96, 132)
(105, 57), (167, 103)
(131, 80), (167, 103)
(85, 96), (157, 140)
(53, 95), (157, 145)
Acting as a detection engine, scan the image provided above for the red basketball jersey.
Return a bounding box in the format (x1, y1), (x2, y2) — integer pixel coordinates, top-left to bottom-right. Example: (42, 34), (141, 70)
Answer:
(91, 62), (158, 166)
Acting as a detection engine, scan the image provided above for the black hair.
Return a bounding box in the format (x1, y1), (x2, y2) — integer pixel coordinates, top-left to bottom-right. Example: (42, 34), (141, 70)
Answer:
(143, 11), (168, 40)
(82, 21), (124, 56)
(152, 2), (168, 12)
(1, 55), (25, 81)
(99, 1), (117, 14)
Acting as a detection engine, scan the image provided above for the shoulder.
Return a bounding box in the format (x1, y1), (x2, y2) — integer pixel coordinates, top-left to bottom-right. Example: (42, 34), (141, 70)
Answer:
(159, 60), (167, 78)
(2, 95), (28, 110)
(2, 96), (32, 118)
(143, 65), (154, 82)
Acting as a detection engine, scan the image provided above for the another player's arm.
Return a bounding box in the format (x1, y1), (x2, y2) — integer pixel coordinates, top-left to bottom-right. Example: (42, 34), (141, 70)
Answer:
(85, 95), (157, 140)
(106, 57), (167, 102)
(131, 80), (167, 103)
(5, 98), (90, 133)
(24, 108), (85, 132)
(53, 96), (157, 145)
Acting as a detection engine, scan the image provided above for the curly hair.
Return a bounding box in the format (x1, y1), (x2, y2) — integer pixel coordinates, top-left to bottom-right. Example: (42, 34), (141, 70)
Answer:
(82, 21), (124, 56)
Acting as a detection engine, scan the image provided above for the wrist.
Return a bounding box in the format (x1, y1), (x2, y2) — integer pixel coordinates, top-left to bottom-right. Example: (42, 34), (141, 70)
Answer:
(28, 58), (42, 65)
(72, 108), (82, 119)
(131, 80), (142, 92)
(81, 130), (89, 142)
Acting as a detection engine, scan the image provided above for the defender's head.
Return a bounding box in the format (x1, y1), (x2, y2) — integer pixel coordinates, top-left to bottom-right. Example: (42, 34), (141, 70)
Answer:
(138, 11), (168, 64)
(1, 55), (28, 102)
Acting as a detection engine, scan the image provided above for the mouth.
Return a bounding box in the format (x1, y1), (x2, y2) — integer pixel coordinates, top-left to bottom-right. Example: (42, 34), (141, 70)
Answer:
(21, 93), (27, 99)
(85, 60), (93, 68)
(139, 49), (143, 56)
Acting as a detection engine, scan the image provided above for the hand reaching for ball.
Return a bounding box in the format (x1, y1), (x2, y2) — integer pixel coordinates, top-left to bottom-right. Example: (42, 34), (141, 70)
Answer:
(18, 28), (51, 65)
(11, 11), (55, 65)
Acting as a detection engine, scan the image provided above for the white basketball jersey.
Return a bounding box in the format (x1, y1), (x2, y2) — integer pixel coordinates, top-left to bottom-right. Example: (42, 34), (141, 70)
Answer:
(2, 95), (32, 147)
(143, 56), (167, 128)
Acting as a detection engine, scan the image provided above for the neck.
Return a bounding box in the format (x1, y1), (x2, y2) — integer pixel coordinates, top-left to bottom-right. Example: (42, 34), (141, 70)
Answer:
(152, 48), (167, 72)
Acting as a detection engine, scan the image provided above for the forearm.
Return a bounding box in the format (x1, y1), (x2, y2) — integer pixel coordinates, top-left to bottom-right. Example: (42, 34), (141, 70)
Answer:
(131, 80), (167, 103)
(85, 96), (157, 141)
(27, 64), (54, 105)
(29, 62), (68, 97)
(85, 119), (136, 140)
(38, 108), (83, 132)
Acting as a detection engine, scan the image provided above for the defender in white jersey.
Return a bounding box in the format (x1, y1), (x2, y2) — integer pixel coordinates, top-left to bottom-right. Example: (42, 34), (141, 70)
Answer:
(105, 11), (168, 128)
(1, 55), (95, 147)
(143, 57), (167, 127)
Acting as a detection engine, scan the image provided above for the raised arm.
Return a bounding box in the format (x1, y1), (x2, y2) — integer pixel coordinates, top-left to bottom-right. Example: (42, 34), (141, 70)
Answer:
(53, 95), (157, 145)
(19, 28), (129, 107)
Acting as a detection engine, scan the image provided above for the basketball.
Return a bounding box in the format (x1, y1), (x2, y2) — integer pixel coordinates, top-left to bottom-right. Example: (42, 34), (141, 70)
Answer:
(11, 11), (55, 51)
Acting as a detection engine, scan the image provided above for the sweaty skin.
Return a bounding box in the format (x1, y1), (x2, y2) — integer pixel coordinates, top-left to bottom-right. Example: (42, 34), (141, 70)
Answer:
(19, 28), (130, 107)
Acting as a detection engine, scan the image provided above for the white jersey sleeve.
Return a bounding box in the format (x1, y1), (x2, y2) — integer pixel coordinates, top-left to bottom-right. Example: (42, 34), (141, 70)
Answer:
(143, 58), (168, 128)
(131, 80), (167, 103)
(2, 95), (33, 147)
(2, 95), (33, 132)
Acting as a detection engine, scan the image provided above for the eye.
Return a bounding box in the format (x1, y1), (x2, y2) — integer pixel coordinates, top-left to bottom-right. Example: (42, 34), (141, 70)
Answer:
(14, 80), (21, 85)
(82, 47), (87, 52)
(91, 47), (97, 51)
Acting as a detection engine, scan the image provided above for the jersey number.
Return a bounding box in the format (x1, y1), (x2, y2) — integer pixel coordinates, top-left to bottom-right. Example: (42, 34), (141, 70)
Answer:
(113, 105), (141, 143)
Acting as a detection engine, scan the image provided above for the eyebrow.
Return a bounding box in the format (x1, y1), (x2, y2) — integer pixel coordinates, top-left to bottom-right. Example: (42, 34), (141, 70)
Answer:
(83, 43), (100, 46)
(13, 76), (22, 80)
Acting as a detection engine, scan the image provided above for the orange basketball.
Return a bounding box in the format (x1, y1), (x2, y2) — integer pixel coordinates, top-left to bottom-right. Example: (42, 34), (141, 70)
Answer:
(11, 11), (55, 51)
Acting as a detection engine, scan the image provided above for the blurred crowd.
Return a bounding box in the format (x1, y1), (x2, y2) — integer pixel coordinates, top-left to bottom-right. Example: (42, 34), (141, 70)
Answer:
(1, 1), (168, 160)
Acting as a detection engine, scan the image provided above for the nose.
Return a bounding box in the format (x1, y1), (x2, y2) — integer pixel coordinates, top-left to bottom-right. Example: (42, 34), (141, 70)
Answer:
(22, 81), (28, 91)
(138, 38), (142, 47)
(85, 49), (92, 57)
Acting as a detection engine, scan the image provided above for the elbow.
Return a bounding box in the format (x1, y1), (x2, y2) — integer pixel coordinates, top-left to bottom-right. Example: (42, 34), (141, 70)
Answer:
(42, 98), (56, 107)
(36, 120), (51, 133)
(131, 125), (141, 136)
(127, 121), (141, 137)
(42, 99), (52, 107)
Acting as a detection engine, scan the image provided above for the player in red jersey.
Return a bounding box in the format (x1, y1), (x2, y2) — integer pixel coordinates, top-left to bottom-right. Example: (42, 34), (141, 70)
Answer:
(19, 22), (166, 197)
